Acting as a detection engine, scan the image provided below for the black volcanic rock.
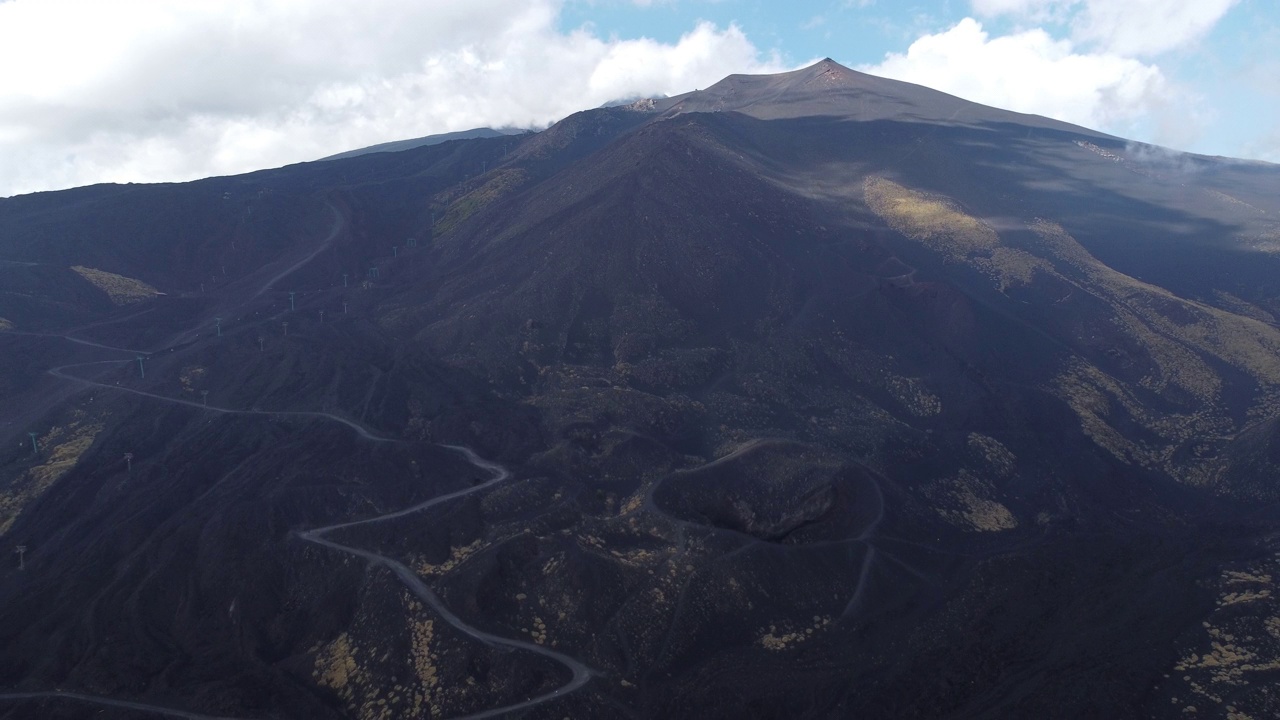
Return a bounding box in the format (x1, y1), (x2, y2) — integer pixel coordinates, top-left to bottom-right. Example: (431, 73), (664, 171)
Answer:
(2, 60), (1280, 720)
(652, 440), (878, 543)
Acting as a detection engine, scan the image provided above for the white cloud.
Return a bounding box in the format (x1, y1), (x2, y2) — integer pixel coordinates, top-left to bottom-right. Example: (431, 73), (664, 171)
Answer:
(0, 0), (786, 197)
(1073, 0), (1239, 56)
(970, 0), (1239, 56)
(861, 18), (1170, 135)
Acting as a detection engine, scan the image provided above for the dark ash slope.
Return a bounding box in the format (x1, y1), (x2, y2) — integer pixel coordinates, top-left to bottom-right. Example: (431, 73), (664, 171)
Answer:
(2, 60), (1279, 720)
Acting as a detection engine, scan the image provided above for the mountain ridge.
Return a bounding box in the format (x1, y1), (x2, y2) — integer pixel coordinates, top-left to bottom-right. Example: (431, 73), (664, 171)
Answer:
(653, 59), (1118, 139)
(318, 126), (528, 162)
(2, 59), (1279, 719)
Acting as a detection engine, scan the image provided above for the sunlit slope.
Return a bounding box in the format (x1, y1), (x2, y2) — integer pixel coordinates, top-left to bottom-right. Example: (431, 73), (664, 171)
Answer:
(2, 59), (1280, 720)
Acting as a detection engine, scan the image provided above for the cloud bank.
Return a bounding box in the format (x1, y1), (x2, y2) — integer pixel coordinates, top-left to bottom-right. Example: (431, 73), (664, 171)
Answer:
(860, 1), (1244, 149)
(0, 0), (786, 196)
(0, 0), (1255, 196)
(860, 18), (1168, 134)
(971, 0), (1240, 56)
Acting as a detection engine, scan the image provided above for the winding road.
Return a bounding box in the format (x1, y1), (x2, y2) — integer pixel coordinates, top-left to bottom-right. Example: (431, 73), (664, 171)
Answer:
(6, 325), (901, 720)
(47, 360), (393, 443)
(0, 205), (599, 719)
(256, 201), (344, 298)
(5, 355), (598, 719)
(28, 356), (598, 718)
(2, 191), (899, 717)
(298, 444), (597, 719)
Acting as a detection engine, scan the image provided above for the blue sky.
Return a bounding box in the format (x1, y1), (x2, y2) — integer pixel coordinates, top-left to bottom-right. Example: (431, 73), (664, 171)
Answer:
(562, 0), (911, 62)
(0, 0), (1275, 196)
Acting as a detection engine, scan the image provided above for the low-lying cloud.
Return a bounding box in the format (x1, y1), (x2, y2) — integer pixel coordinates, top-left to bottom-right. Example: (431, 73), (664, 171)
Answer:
(0, 0), (1260, 197)
(0, 0), (786, 196)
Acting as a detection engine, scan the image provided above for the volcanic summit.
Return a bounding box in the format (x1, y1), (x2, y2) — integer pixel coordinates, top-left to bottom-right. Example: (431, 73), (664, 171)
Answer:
(2, 60), (1279, 719)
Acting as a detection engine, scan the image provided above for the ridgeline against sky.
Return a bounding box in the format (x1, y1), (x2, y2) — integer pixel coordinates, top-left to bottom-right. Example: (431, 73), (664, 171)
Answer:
(0, 0), (1275, 198)
(3, 58), (1280, 718)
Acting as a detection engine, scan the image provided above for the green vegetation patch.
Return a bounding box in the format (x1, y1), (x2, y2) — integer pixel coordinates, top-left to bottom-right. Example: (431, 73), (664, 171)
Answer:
(864, 176), (1050, 290)
(1, 411), (105, 536)
(433, 167), (528, 236)
(864, 176), (999, 257)
(1033, 220), (1280, 393)
(70, 265), (159, 305)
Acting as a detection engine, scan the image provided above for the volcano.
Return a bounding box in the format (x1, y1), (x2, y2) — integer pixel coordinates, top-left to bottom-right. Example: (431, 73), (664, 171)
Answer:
(2, 60), (1279, 719)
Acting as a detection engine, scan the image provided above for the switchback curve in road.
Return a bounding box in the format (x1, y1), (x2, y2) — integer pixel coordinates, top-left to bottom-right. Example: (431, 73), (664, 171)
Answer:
(9, 199), (599, 718)
(298, 443), (598, 719)
(33, 363), (599, 718)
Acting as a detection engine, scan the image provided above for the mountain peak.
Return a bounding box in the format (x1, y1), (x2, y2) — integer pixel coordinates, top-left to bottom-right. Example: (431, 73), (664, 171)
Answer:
(810, 56), (852, 72)
(653, 56), (1106, 137)
(5, 45), (1280, 720)
(650, 56), (950, 122)
(793, 56), (872, 88)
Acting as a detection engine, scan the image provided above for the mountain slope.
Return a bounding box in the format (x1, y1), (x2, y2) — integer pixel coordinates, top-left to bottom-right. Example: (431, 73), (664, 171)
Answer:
(2, 60), (1279, 720)
(319, 127), (526, 162)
